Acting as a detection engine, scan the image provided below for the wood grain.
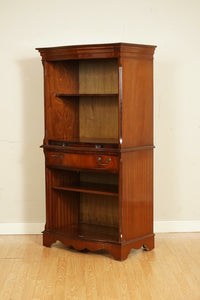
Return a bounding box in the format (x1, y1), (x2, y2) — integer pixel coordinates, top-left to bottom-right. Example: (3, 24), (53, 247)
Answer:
(121, 149), (153, 241)
(120, 57), (154, 148)
(52, 182), (118, 197)
(79, 59), (118, 94)
(45, 169), (79, 232)
(79, 96), (118, 140)
(37, 43), (156, 260)
(80, 194), (119, 227)
(44, 61), (79, 142)
(36, 42), (156, 61)
(46, 151), (119, 172)
(79, 59), (118, 140)
(1, 233), (200, 299)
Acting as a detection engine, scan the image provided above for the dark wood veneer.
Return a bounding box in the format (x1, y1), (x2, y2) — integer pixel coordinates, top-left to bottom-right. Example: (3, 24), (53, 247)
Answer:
(37, 42), (156, 260)
(36, 42), (156, 61)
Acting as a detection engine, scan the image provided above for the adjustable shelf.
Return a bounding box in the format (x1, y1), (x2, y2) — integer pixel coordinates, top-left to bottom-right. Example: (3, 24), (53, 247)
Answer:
(52, 182), (118, 196)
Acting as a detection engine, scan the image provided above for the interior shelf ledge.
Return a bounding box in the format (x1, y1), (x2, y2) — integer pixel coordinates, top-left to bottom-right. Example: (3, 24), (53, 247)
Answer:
(52, 182), (118, 196)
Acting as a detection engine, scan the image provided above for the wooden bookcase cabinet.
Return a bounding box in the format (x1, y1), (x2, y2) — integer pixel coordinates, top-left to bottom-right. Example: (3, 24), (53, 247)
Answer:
(37, 43), (156, 260)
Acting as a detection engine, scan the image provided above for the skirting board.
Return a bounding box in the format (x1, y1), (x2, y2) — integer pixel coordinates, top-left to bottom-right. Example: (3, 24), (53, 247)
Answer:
(154, 221), (200, 233)
(0, 223), (45, 234)
(0, 221), (200, 234)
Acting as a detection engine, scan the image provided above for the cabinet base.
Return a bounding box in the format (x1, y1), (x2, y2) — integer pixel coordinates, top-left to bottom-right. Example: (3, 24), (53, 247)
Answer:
(43, 231), (154, 260)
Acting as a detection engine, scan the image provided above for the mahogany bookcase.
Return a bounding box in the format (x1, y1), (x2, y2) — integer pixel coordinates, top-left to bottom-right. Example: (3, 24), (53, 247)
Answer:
(36, 43), (156, 260)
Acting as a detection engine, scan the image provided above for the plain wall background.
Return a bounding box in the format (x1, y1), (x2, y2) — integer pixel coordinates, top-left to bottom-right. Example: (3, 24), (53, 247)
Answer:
(0, 0), (200, 232)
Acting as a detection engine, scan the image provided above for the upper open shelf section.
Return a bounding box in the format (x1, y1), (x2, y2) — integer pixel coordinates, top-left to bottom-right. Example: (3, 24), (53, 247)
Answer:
(37, 43), (157, 150)
(44, 58), (119, 146)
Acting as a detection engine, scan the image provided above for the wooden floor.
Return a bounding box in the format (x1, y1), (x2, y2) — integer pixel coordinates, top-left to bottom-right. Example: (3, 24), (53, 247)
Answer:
(0, 233), (200, 300)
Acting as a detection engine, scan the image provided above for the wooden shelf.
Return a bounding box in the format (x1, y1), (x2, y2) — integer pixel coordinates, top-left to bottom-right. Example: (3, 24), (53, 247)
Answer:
(56, 93), (118, 97)
(54, 223), (119, 243)
(52, 182), (118, 196)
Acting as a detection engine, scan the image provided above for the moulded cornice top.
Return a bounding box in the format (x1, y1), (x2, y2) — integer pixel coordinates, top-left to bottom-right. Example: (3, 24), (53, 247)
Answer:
(36, 42), (156, 61)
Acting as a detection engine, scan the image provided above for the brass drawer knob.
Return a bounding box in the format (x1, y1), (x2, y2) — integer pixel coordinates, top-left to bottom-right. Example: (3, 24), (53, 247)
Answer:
(96, 157), (111, 166)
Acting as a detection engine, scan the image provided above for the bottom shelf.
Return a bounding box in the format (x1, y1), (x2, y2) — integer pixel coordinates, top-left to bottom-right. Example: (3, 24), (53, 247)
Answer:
(50, 223), (119, 243)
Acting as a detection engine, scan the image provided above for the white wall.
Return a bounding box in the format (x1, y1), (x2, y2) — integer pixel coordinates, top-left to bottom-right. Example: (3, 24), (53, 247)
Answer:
(0, 0), (200, 233)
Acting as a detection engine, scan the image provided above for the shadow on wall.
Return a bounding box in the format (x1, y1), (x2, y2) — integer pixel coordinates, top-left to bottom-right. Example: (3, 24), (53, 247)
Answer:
(19, 57), (45, 223)
(154, 60), (183, 221)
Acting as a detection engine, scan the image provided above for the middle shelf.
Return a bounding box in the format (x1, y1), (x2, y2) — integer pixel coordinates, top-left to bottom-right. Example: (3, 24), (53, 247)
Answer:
(56, 93), (118, 97)
(52, 182), (118, 196)
(50, 169), (119, 197)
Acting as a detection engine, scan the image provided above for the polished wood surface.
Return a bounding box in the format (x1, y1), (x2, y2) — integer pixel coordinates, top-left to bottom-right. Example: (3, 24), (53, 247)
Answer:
(45, 169), (79, 232)
(52, 182), (118, 196)
(56, 93), (118, 97)
(37, 43), (156, 260)
(43, 231), (154, 260)
(121, 149), (153, 241)
(79, 59), (118, 94)
(80, 194), (119, 228)
(79, 173), (119, 228)
(44, 61), (79, 143)
(46, 151), (119, 172)
(1, 233), (200, 300)
(44, 59), (119, 142)
(120, 57), (154, 148)
(36, 42), (156, 60)
(79, 95), (118, 139)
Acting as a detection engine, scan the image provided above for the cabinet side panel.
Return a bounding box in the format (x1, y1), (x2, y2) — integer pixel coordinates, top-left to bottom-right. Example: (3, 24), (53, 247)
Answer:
(121, 150), (153, 241)
(121, 57), (153, 147)
(44, 61), (79, 141)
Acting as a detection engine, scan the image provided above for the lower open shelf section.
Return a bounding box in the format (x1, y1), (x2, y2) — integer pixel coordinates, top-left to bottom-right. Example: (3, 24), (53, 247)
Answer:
(44, 159), (154, 260)
(47, 223), (119, 243)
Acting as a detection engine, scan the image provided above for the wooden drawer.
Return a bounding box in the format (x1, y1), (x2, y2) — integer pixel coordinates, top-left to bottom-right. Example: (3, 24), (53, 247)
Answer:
(46, 152), (118, 172)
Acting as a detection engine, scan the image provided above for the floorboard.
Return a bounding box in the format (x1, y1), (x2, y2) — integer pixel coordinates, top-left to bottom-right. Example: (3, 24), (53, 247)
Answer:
(0, 233), (200, 300)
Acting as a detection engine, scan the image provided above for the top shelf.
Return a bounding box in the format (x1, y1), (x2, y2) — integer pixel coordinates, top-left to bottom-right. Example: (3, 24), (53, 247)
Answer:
(56, 93), (118, 98)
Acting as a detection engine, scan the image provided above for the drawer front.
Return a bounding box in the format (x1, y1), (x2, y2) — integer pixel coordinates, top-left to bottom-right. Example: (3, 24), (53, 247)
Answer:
(46, 152), (118, 171)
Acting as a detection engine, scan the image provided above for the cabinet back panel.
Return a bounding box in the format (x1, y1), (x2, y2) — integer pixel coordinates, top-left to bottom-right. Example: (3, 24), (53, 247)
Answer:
(80, 172), (118, 227)
(79, 59), (118, 94)
(80, 194), (118, 228)
(80, 172), (118, 185)
(52, 169), (79, 186)
(79, 96), (118, 139)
